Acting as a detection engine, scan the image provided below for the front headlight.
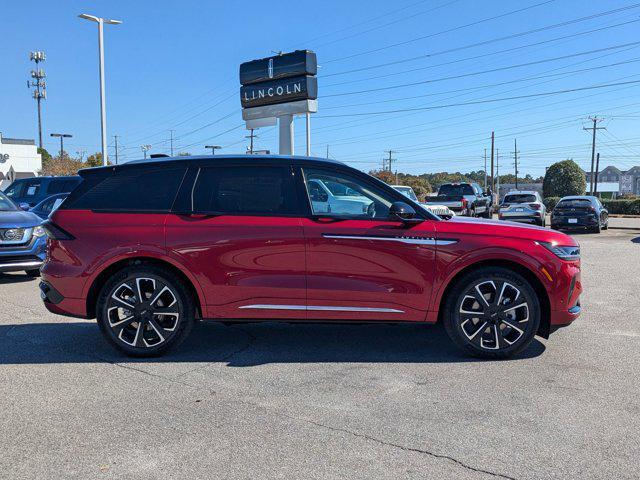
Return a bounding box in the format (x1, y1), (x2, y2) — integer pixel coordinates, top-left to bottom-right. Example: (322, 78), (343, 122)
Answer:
(33, 226), (47, 238)
(538, 241), (580, 261)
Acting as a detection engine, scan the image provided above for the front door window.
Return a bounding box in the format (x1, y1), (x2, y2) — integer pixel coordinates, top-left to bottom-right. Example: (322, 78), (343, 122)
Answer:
(303, 168), (393, 219)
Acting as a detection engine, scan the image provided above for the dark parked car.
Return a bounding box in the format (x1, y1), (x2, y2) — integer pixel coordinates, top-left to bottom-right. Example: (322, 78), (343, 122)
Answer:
(0, 191), (47, 276)
(423, 182), (492, 217)
(40, 155), (582, 359)
(551, 196), (608, 233)
(3, 176), (81, 208)
(30, 193), (69, 220)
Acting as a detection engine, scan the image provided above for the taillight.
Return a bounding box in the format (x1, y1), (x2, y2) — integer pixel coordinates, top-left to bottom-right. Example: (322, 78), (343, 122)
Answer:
(530, 203), (542, 210)
(461, 198), (468, 208)
(41, 220), (75, 240)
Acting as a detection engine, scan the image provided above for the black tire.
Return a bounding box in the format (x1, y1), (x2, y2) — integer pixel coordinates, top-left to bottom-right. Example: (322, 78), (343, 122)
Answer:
(482, 207), (492, 219)
(602, 221), (609, 230)
(25, 269), (41, 278)
(96, 265), (195, 357)
(443, 267), (541, 359)
(592, 222), (601, 234)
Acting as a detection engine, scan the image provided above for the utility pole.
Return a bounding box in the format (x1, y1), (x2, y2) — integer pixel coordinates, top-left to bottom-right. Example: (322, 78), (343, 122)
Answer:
(28, 51), (47, 150)
(169, 130), (175, 156)
(512, 139), (520, 190)
(583, 116), (606, 195)
(245, 129), (257, 154)
(594, 152), (601, 196)
(113, 135), (119, 164)
(384, 150), (396, 173)
(326, 144), (329, 159)
(496, 148), (500, 202)
(483, 148), (487, 189)
(490, 131), (495, 200)
(141, 144), (151, 159)
(50, 133), (72, 159)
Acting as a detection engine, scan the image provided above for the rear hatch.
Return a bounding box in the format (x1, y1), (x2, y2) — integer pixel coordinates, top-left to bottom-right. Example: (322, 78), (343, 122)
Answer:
(553, 199), (595, 218)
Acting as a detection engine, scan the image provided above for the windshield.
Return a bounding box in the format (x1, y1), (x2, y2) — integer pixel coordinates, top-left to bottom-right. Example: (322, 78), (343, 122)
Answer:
(504, 194), (536, 203)
(0, 192), (18, 211)
(438, 184), (474, 196)
(393, 186), (418, 201)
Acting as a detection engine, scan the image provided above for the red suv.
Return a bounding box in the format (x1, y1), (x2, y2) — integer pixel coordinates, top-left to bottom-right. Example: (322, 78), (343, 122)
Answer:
(40, 156), (582, 359)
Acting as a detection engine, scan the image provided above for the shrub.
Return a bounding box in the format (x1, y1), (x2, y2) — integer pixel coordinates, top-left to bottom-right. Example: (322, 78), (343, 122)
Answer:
(543, 160), (586, 198)
(602, 199), (640, 215)
(543, 197), (561, 211)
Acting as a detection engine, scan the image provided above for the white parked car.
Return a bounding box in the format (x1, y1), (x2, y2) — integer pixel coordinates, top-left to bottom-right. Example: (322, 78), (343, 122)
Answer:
(392, 185), (454, 218)
(308, 178), (373, 215)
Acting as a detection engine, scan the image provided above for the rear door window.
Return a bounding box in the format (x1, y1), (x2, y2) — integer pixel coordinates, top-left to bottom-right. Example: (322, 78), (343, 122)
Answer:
(191, 165), (298, 215)
(63, 167), (187, 212)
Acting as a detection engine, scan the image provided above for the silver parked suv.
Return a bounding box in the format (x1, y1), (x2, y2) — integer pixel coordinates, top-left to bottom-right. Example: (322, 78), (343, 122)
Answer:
(498, 190), (546, 227)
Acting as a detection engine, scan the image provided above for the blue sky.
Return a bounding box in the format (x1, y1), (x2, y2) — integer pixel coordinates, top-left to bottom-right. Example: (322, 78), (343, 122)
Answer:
(2, 0), (640, 176)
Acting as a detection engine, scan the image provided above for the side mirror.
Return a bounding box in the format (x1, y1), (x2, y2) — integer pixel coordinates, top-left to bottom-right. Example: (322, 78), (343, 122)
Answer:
(19, 202), (30, 211)
(389, 201), (422, 223)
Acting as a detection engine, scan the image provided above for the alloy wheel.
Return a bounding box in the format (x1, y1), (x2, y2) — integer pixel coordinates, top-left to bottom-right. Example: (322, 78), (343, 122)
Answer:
(106, 277), (181, 348)
(457, 280), (530, 350)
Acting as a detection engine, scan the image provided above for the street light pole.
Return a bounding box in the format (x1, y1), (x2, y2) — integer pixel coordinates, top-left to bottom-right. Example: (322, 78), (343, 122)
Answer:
(50, 133), (72, 159)
(78, 13), (122, 166)
(205, 145), (221, 155)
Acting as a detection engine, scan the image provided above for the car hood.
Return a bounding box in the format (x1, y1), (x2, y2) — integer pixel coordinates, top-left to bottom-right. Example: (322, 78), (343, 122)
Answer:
(0, 210), (43, 228)
(435, 215), (577, 245)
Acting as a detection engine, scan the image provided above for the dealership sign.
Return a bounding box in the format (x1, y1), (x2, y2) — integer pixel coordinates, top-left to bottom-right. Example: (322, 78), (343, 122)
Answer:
(239, 50), (318, 155)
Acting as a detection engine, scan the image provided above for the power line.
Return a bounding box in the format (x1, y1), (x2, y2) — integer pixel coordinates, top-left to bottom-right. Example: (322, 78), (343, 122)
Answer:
(318, 79), (640, 118)
(321, 18), (640, 88)
(324, 41), (640, 99)
(323, 0), (557, 64)
(322, 2), (640, 75)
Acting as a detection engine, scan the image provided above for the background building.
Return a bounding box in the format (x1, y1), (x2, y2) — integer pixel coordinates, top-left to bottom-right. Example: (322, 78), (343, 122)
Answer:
(0, 133), (42, 189)
(585, 165), (640, 196)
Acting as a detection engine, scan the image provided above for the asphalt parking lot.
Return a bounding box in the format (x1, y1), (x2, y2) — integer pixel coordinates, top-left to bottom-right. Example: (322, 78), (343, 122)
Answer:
(1, 224), (639, 480)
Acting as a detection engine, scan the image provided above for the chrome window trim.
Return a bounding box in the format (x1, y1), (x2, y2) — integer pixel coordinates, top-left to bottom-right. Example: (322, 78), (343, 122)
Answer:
(322, 234), (457, 246)
(239, 304), (404, 313)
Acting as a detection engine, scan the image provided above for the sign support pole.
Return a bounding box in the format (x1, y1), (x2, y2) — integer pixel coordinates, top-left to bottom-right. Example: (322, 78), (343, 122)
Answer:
(305, 113), (311, 156)
(279, 114), (294, 155)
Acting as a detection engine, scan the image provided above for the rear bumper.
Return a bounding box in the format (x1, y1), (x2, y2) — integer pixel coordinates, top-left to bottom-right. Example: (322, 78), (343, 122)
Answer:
(498, 214), (542, 224)
(551, 214), (598, 229)
(39, 280), (89, 318)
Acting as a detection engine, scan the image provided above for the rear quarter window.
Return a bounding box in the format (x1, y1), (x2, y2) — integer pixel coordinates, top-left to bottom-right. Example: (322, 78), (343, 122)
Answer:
(63, 167), (187, 212)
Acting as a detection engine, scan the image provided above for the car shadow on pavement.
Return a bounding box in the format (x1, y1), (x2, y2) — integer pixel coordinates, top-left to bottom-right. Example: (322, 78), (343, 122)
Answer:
(0, 273), (37, 285)
(0, 321), (545, 366)
(631, 236), (640, 243)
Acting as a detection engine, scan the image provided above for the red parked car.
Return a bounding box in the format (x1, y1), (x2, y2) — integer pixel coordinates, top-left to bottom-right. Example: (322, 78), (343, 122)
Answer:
(40, 156), (582, 359)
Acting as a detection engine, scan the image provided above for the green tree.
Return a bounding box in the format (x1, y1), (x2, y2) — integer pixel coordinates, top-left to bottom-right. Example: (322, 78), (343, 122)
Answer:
(85, 152), (103, 167)
(543, 159), (586, 198)
(38, 147), (53, 171)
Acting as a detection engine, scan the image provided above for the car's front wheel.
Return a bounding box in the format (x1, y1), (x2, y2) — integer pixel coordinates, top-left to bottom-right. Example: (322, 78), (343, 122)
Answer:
(96, 265), (195, 357)
(443, 267), (540, 359)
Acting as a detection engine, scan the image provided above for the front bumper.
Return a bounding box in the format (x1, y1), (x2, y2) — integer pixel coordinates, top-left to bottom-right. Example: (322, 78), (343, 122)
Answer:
(0, 234), (46, 272)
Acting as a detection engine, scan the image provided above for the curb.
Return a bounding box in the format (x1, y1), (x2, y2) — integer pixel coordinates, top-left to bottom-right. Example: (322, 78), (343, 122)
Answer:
(609, 226), (640, 231)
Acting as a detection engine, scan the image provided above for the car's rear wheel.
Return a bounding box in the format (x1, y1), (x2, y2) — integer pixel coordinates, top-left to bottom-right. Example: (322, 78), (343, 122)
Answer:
(443, 267), (540, 359)
(96, 265), (194, 357)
